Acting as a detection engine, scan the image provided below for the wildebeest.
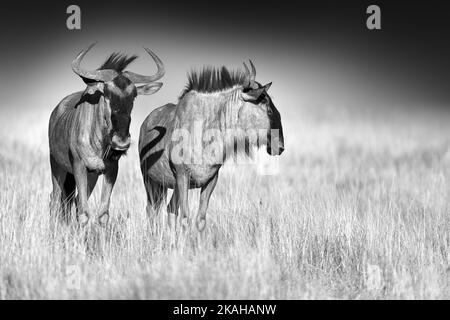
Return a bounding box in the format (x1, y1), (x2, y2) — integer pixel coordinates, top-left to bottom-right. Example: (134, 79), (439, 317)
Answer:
(49, 43), (164, 226)
(139, 61), (284, 231)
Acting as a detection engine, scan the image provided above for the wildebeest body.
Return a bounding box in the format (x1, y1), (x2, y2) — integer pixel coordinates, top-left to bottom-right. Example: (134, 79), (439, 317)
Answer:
(49, 43), (164, 226)
(140, 95), (226, 190)
(139, 63), (284, 231)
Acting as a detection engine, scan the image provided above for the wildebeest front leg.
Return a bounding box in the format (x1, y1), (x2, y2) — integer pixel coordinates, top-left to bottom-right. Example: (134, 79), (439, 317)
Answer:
(196, 173), (218, 231)
(176, 172), (190, 227)
(167, 188), (179, 228)
(97, 161), (118, 226)
(73, 160), (90, 226)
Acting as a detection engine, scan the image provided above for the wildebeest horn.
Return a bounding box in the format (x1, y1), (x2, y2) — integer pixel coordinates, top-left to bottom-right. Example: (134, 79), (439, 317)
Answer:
(72, 42), (118, 82)
(123, 47), (165, 84)
(249, 60), (256, 79)
(243, 62), (251, 76)
(243, 59), (256, 86)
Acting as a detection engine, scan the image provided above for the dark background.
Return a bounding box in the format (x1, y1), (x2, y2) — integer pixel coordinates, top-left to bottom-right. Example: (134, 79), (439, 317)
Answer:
(0, 0), (449, 115)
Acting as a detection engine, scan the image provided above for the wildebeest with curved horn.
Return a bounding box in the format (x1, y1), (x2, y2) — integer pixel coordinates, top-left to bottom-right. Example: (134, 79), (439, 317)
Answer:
(139, 61), (284, 231)
(49, 43), (164, 226)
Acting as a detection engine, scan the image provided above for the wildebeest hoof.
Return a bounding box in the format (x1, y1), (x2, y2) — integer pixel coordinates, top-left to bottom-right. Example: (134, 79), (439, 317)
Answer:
(196, 218), (206, 232)
(167, 213), (177, 229)
(77, 213), (90, 227)
(98, 212), (109, 227)
(181, 217), (190, 229)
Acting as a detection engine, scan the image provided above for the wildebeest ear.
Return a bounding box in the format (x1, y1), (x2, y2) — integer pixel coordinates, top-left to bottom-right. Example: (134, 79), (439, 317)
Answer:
(137, 82), (163, 95)
(241, 87), (265, 101)
(263, 82), (272, 91)
(80, 82), (104, 105)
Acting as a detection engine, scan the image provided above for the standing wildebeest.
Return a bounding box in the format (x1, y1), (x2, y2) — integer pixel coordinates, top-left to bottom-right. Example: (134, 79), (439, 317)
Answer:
(139, 61), (284, 231)
(49, 43), (164, 226)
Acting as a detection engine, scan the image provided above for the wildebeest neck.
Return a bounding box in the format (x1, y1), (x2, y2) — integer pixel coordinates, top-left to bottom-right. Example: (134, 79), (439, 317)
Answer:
(179, 87), (258, 162)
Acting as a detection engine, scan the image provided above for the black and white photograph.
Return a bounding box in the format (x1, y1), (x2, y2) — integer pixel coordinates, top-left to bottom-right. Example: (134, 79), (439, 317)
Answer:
(0, 0), (449, 305)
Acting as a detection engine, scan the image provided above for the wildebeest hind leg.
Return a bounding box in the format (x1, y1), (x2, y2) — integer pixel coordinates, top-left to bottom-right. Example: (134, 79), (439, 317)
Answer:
(61, 173), (76, 224)
(144, 179), (167, 217)
(50, 155), (74, 224)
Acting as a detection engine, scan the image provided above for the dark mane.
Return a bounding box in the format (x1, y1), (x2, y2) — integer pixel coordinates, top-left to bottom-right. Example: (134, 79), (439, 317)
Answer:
(180, 66), (247, 98)
(98, 53), (138, 72)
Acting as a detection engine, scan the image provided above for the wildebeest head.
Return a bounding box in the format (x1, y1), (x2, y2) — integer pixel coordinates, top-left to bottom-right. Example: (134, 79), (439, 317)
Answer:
(72, 43), (164, 154)
(239, 61), (284, 156)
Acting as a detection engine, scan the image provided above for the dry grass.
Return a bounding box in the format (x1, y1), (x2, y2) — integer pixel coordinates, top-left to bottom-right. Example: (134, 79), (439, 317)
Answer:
(0, 105), (449, 299)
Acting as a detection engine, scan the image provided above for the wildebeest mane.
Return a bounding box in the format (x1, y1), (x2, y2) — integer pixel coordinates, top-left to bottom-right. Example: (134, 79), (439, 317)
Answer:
(180, 66), (247, 98)
(98, 53), (138, 72)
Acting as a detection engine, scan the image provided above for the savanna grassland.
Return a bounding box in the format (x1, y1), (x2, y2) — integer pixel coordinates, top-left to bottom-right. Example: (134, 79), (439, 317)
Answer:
(0, 104), (449, 299)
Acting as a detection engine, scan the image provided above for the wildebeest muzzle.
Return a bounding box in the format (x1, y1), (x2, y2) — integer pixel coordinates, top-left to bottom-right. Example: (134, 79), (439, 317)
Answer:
(111, 134), (131, 151)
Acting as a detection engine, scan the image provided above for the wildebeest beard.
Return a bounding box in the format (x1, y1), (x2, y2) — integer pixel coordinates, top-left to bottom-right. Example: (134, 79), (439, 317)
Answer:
(107, 148), (127, 161)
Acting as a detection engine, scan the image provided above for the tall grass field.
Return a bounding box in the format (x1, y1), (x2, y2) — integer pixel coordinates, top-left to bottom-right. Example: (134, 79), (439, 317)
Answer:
(0, 104), (449, 299)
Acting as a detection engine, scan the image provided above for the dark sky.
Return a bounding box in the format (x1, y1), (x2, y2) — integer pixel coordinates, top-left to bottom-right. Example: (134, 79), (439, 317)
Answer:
(0, 0), (449, 115)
